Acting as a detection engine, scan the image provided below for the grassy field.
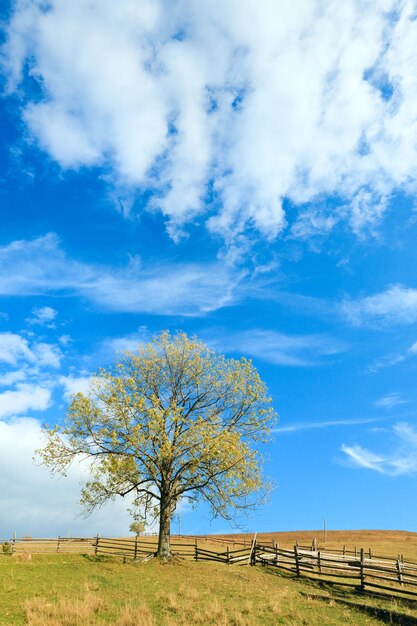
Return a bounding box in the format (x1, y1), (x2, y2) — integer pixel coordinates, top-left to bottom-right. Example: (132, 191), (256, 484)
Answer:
(0, 552), (398, 625)
(2, 530), (417, 625)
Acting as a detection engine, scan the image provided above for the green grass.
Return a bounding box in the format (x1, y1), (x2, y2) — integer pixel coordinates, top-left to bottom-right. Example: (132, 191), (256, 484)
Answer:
(0, 552), (408, 625)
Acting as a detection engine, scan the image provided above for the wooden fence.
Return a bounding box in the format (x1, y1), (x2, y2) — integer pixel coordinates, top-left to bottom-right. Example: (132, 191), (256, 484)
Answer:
(254, 542), (417, 600)
(0, 537), (96, 554)
(3, 535), (417, 603)
(94, 536), (254, 564)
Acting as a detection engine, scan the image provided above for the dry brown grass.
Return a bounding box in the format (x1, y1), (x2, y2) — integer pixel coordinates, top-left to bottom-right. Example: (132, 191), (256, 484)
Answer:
(206, 529), (417, 560)
(12, 552), (32, 562)
(25, 593), (158, 626)
(116, 604), (156, 626)
(25, 592), (105, 626)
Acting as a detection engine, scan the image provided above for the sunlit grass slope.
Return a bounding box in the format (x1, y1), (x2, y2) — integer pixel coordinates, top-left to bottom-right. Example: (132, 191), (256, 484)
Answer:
(0, 552), (397, 625)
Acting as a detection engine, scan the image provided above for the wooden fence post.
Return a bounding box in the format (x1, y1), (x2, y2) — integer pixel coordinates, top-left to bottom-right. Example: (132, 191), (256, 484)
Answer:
(227, 546), (230, 565)
(250, 538), (257, 566)
(397, 559), (404, 586)
(94, 534), (99, 556)
(57, 536), (60, 553)
(194, 540), (198, 562)
(360, 548), (365, 591)
(294, 545), (300, 577)
(318, 550), (321, 573)
(134, 534), (138, 560)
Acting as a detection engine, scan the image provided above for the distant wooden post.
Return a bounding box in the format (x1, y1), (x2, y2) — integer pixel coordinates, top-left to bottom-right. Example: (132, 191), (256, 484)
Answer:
(369, 548), (372, 559)
(94, 534), (99, 556)
(312, 537), (317, 552)
(57, 536), (61, 553)
(318, 550), (322, 573)
(226, 546), (230, 565)
(360, 548), (365, 591)
(194, 540), (198, 561)
(294, 545), (300, 577)
(343, 545), (346, 556)
(274, 541), (279, 565)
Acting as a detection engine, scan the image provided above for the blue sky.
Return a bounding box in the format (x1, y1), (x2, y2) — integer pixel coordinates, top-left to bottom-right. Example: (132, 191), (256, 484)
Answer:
(2, 0), (417, 538)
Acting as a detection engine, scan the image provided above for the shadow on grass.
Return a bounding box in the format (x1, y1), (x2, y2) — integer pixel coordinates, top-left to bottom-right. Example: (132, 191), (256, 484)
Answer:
(80, 554), (114, 563)
(300, 592), (417, 626)
(261, 567), (417, 625)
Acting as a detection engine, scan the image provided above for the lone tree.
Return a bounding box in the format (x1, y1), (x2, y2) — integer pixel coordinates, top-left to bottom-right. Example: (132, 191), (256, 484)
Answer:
(39, 331), (276, 558)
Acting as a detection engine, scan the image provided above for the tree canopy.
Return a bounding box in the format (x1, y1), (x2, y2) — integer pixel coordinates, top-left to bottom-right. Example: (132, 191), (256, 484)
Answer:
(39, 331), (277, 557)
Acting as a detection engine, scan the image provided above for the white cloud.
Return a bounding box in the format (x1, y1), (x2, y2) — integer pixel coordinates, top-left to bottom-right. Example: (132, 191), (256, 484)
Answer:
(0, 234), (243, 315)
(208, 328), (347, 366)
(0, 331), (61, 370)
(0, 370), (27, 387)
(0, 417), (135, 537)
(0, 384), (51, 417)
(27, 305), (58, 326)
(3, 1), (417, 241)
(341, 421), (417, 476)
(0, 332), (33, 365)
(343, 284), (417, 326)
(59, 375), (91, 401)
(100, 329), (151, 358)
(32, 343), (62, 369)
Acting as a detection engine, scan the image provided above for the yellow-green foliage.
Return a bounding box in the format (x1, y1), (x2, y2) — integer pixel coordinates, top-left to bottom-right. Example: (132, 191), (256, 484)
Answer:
(38, 332), (277, 552)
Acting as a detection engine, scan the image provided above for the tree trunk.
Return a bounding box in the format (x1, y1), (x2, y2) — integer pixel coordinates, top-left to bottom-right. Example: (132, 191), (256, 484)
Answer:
(157, 495), (171, 558)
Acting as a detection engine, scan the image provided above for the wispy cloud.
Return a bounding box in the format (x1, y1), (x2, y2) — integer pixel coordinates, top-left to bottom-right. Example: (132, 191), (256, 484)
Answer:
(0, 234), (244, 316)
(341, 422), (417, 476)
(276, 417), (382, 434)
(373, 393), (407, 409)
(340, 444), (386, 474)
(208, 328), (347, 366)
(3, 3), (417, 242)
(343, 284), (417, 326)
(370, 340), (417, 372)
